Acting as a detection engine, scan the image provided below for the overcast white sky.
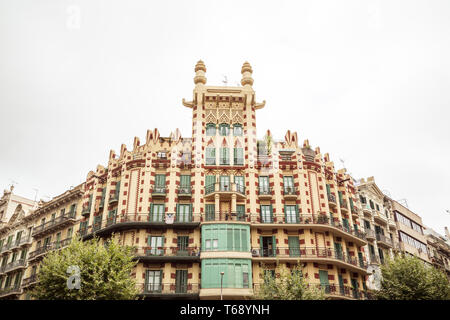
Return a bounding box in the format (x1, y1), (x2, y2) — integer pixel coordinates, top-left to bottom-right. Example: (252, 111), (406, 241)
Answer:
(0, 0), (449, 234)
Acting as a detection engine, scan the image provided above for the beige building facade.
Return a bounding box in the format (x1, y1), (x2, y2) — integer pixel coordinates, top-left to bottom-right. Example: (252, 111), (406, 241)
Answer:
(0, 61), (447, 300)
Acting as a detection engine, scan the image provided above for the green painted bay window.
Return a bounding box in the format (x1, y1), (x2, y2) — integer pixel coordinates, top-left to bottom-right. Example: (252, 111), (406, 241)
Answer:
(201, 224), (250, 252)
(201, 258), (252, 289)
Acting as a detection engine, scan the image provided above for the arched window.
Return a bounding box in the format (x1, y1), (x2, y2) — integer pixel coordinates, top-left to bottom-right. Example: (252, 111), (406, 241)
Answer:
(233, 124), (243, 136)
(206, 123), (216, 136)
(219, 123), (230, 136)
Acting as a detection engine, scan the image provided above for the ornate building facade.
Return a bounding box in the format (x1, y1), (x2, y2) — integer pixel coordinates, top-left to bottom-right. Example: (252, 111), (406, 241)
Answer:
(0, 61), (445, 300)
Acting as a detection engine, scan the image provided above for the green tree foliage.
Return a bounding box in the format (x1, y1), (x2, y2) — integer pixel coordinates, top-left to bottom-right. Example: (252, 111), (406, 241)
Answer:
(254, 266), (326, 300)
(31, 236), (138, 300)
(376, 254), (450, 300)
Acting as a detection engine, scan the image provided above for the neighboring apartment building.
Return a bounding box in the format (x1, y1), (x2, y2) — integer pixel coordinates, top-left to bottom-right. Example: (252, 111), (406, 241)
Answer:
(0, 186), (36, 224)
(355, 177), (398, 290)
(19, 184), (84, 299)
(425, 226), (450, 280)
(388, 199), (430, 263)
(0, 187), (37, 299)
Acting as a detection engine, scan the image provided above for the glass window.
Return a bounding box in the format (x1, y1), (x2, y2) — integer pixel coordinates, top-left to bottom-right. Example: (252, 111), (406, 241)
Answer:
(233, 148), (243, 165)
(260, 205), (272, 223)
(285, 205), (298, 223)
(219, 123), (230, 136)
(220, 148), (229, 165)
(148, 236), (164, 255)
(145, 270), (162, 292)
(259, 176), (269, 193)
(206, 123), (216, 136)
(177, 204), (191, 222)
(151, 204), (165, 222)
(233, 124), (243, 136)
(206, 148), (216, 165)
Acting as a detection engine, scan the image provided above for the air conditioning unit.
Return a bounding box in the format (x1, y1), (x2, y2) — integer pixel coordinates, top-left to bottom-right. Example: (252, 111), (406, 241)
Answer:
(252, 249), (260, 257)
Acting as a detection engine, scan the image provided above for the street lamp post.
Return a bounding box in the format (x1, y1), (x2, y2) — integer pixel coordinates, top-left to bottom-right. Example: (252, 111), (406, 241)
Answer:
(220, 271), (224, 300)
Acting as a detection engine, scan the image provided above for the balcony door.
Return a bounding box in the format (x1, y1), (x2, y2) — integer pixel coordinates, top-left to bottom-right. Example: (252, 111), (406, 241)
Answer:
(259, 176), (269, 193)
(177, 236), (189, 255)
(220, 176), (230, 191)
(319, 270), (330, 293)
(175, 270), (188, 293)
(260, 236), (276, 257)
(145, 270), (162, 293)
(148, 236), (164, 256)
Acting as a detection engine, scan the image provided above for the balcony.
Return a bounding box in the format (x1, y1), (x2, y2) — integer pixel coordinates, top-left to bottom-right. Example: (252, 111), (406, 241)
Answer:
(376, 233), (393, 248)
(134, 246), (200, 263)
(0, 242), (12, 254)
(28, 238), (72, 262)
(205, 158), (216, 166)
(365, 229), (376, 240)
(351, 206), (359, 217)
(151, 186), (167, 198)
(79, 213), (201, 240)
(257, 187), (272, 199)
(309, 283), (373, 300)
(327, 193), (337, 206)
(369, 254), (380, 265)
(9, 236), (33, 251)
(138, 283), (200, 299)
(32, 213), (77, 238)
(373, 210), (388, 225)
(3, 259), (27, 273)
(282, 186), (298, 199)
(0, 284), (22, 298)
(204, 183), (246, 200)
(22, 274), (39, 288)
(340, 200), (348, 212)
(108, 194), (119, 205)
(81, 205), (91, 217)
(178, 186), (192, 198)
(252, 214), (367, 245)
(203, 211), (249, 223)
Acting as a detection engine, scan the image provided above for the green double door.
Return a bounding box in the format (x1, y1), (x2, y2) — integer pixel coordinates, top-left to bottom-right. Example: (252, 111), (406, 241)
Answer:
(319, 270), (330, 293)
(176, 270), (188, 293)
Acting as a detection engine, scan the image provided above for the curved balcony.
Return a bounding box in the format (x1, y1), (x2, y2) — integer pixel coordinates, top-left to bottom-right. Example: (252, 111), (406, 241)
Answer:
(282, 186), (298, 199)
(257, 187), (272, 200)
(32, 213), (77, 238)
(81, 205), (91, 217)
(327, 193), (337, 207)
(0, 242), (12, 255)
(151, 186), (167, 198)
(351, 206), (359, 218)
(251, 214), (367, 246)
(388, 218), (397, 229)
(3, 259), (27, 274)
(0, 284), (22, 298)
(108, 193), (119, 205)
(362, 205), (372, 217)
(201, 211), (249, 223)
(79, 213), (201, 240)
(138, 283), (200, 299)
(134, 246), (200, 263)
(22, 274), (39, 288)
(251, 247), (368, 274)
(204, 183), (246, 201)
(369, 254), (380, 265)
(177, 186), (192, 198)
(340, 200), (349, 213)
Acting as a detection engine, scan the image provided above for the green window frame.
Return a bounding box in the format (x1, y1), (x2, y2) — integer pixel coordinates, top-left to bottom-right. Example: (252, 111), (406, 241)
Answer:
(205, 204), (215, 221)
(201, 258), (252, 289)
(147, 236), (164, 255)
(176, 204), (192, 222)
(145, 270), (162, 293)
(285, 205), (299, 223)
(206, 147), (216, 165)
(288, 236), (300, 257)
(260, 205), (273, 223)
(150, 204), (165, 222)
(154, 175), (166, 192)
(283, 176), (294, 193)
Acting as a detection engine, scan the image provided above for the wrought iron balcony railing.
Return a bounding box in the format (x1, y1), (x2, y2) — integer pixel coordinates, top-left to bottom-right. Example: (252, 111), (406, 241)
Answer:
(139, 283), (200, 295)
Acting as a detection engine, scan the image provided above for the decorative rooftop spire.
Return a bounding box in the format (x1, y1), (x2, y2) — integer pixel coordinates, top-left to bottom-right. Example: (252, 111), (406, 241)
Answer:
(194, 60), (207, 85)
(240, 61), (254, 87)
